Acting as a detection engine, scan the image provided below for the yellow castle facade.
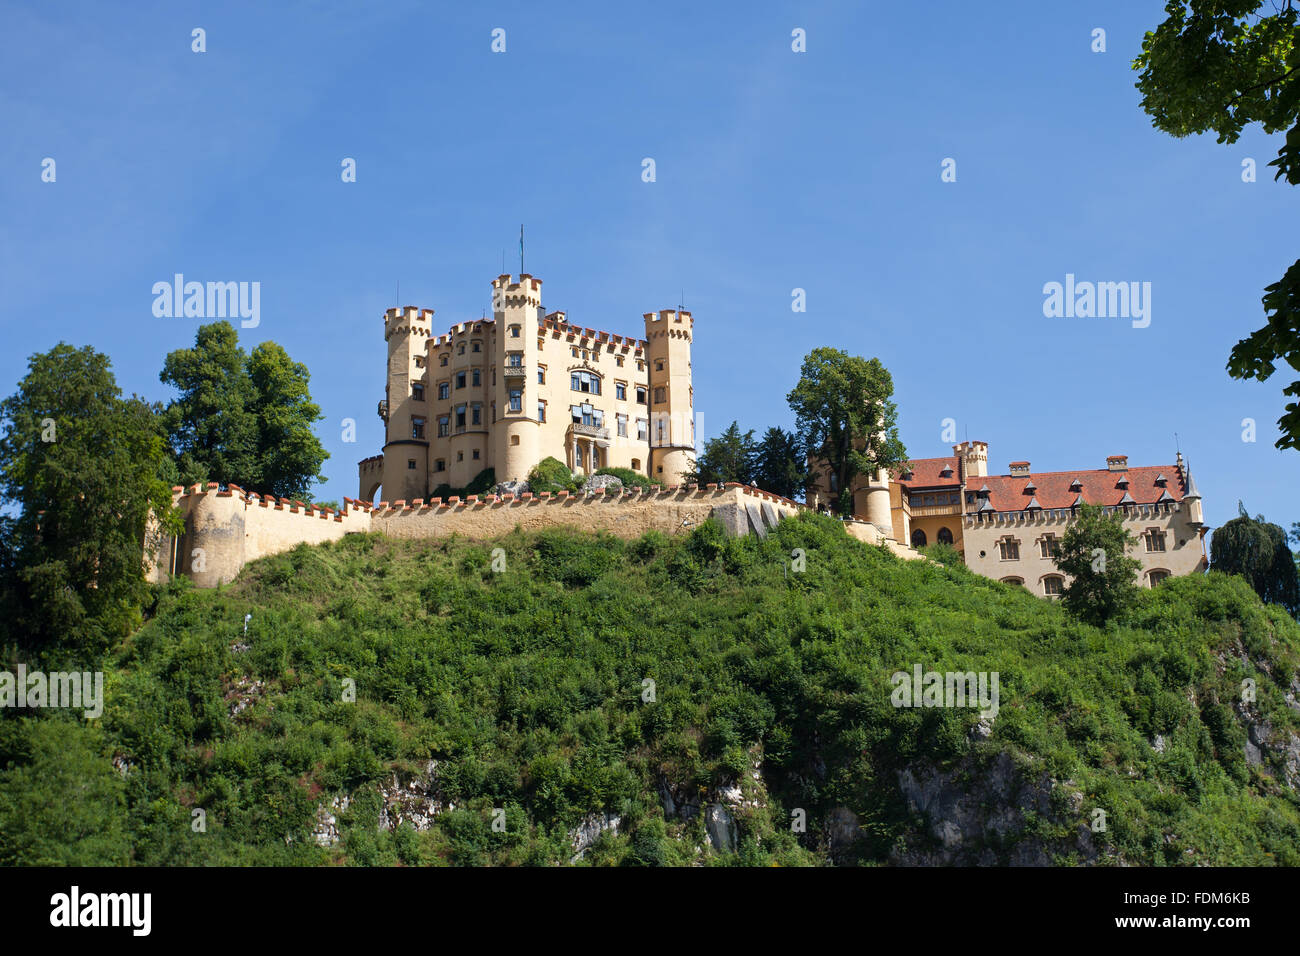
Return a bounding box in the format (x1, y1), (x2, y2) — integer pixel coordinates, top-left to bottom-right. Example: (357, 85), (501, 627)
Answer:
(359, 274), (696, 503)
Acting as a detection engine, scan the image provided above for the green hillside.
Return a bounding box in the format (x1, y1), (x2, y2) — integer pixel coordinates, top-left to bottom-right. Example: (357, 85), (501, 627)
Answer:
(3, 513), (1299, 866)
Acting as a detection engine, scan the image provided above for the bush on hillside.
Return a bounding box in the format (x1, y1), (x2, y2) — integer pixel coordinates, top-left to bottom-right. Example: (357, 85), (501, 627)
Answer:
(527, 457), (579, 496)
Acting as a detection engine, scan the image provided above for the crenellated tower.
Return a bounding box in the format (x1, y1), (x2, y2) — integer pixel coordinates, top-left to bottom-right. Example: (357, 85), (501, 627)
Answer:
(491, 274), (544, 483)
(379, 306), (432, 502)
(644, 308), (695, 483)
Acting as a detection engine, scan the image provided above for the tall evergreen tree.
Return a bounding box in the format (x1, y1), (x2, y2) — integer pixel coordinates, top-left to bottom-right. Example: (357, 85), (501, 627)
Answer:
(751, 426), (806, 499)
(0, 344), (178, 654)
(688, 421), (757, 486)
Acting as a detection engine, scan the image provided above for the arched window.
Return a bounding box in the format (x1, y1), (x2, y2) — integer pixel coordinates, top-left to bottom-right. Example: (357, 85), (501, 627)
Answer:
(1042, 575), (1064, 596)
(575, 446), (585, 469)
(911, 529), (927, 547)
(999, 576), (1024, 586)
(937, 527), (954, 545)
(1148, 569), (1170, 587)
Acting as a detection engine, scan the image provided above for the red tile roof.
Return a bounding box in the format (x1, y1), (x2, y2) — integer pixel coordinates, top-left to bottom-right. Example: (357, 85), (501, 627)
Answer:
(896, 458), (1189, 511)
(896, 456), (961, 488)
(978, 465), (1184, 511)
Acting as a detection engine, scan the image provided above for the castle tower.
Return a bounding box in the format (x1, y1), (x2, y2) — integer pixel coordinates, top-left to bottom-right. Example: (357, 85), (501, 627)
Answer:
(491, 274), (543, 483)
(954, 440), (988, 480)
(644, 308), (695, 483)
(378, 306), (432, 502)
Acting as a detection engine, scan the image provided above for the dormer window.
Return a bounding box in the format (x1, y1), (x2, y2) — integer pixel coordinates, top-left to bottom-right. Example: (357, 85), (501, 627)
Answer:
(939, 465), (953, 478)
(1023, 481), (1037, 493)
(1154, 473), (1167, 486)
(1069, 478), (1082, 491)
(1116, 475), (1129, 488)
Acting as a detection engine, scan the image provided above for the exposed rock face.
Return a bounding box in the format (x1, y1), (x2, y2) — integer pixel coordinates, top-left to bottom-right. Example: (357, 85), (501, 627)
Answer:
(313, 794), (349, 847)
(705, 805), (736, 853)
(494, 480), (529, 497)
(377, 760), (444, 831)
(889, 750), (1099, 866)
(570, 813), (621, 862)
(225, 676), (265, 718)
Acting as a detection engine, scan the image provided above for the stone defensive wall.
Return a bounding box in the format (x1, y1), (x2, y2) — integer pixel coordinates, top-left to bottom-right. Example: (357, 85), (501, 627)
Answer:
(150, 481), (918, 588)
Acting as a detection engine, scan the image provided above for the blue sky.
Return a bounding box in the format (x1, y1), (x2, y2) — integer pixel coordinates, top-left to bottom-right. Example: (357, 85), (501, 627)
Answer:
(2, 0), (1297, 536)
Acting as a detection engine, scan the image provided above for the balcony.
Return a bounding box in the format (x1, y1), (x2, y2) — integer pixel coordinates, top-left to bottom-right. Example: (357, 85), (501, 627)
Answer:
(909, 503), (962, 518)
(570, 422), (609, 440)
(502, 363), (527, 377)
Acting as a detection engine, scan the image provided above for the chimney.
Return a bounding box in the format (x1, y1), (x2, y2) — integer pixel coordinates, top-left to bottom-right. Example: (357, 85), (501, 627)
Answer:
(1106, 455), (1128, 472)
(1008, 461), (1030, 477)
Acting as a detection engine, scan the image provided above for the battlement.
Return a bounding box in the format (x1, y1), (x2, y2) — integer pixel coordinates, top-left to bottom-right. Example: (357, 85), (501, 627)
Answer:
(384, 306), (434, 342)
(491, 273), (542, 309)
(644, 309), (693, 340)
(541, 316), (647, 351)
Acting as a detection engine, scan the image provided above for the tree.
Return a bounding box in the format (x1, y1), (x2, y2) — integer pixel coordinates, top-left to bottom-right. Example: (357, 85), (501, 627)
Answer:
(1134, 2), (1300, 450)
(0, 344), (179, 654)
(786, 348), (907, 516)
(1211, 505), (1300, 615)
(246, 341), (329, 497)
(688, 421), (756, 486)
(160, 321), (328, 497)
(751, 426), (807, 499)
(159, 321), (259, 488)
(1054, 504), (1142, 626)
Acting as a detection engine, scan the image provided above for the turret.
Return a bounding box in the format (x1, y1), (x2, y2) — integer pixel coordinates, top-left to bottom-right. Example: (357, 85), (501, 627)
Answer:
(491, 274), (544, 482)
(954, 440), (988, 479)
(380, 306), (433, 502)
(643, 308), (695, 483)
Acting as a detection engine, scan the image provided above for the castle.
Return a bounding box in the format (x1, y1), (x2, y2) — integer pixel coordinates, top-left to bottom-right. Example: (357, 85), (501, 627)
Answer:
(809, 441), (1208, 593)
(358, 274), (696, 505)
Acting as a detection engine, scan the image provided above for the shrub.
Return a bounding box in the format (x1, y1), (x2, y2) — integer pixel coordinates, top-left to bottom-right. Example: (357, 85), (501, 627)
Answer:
(527, 456), (579, 496)
(594, 466), (663, 490)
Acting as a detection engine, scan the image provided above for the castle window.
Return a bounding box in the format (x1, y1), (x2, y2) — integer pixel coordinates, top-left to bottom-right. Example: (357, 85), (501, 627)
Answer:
(408, 458), (416, 470)
(998, 537), (1020, 561)
(653, 386), (666, 404)
(437, 416), (449, 437)
(617, 414), (627, 437)
(655, 359), (664, 371)
(440, 355), (448, 367)
(937, 527), (954, 545)
(575, 445), (585, 469)
(472, 369), (481, 387)
(636, 418), (648, 441)
(631, 458), (641, 470)
(1144, 529), (1166, 553)
(537, 401), (546, 422)
(1039, 534), (1060, 558)
(455, 405), (466, 431)
(637, 362), (645, 372)
(615, 382), (627, 400)
(456, 371), (466, 390)
(435, 459), (445, 472)
(509, 389), (522, 412)
(1042, 575), (1064, 596)
(592, 447), (600, 468)
(616, 356), (624, 367)
(1149, 569), (1170, 586)
(571, 370), (600, 395)
(636, 386), (647, 404)
(511, 435), (520, 446)
(471, 403), (481, 426)
(509, 325), (521, 338)
(911, 529), (927, 547)
(1000, 576), (1024, 586)
(414, 356), (425, 368)
(572, 347), (579, 358)
(507, 353), (522, 367)
(411, 417), (426, 440)
(458, 344), (465, 355)
(457, 451), (463, 462)
(438, 382), (449, 400)
(472, 341), (481, 352)
(412, 383), (424, 401)
(537, 365), (545, 383)
(473, 448), (480, 460)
